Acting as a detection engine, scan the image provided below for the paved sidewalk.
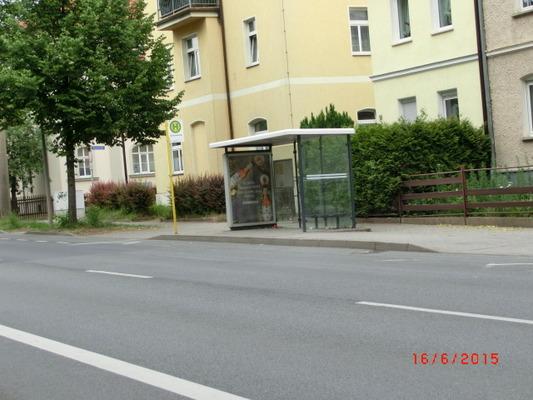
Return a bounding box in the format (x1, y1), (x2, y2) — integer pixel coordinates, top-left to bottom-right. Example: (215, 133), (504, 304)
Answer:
(85, 220), (533, 256)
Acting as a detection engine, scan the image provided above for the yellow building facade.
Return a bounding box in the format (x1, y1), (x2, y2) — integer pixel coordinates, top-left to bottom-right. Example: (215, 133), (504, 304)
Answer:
(152, 0), (375, 201)
(367, 0), (484, 125)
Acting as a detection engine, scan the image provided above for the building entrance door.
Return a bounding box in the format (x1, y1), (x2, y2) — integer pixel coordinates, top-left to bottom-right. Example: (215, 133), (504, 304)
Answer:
(273, 159), (296, 222)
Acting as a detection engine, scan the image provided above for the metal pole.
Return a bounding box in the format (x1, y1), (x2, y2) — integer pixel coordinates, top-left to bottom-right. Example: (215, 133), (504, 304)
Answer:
(347, 135), (357, 229)
(297, 136), (306, 232)
(40, 130), (54, 224)
(319, 136), (326, 227)
(165, 122), (178, 235)
(0, 131), (11, 217)
(293, 140), (301, 228)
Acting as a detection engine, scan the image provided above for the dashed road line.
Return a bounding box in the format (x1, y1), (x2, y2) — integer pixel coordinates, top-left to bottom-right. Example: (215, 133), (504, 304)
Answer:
(485, 263), (533, 268)
(86, 270), (153, 279)
(357, 301), (533, 326)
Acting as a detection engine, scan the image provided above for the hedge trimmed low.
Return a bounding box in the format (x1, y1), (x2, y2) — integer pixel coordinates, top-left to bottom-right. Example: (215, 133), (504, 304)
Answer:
(173, 174), (225, 216)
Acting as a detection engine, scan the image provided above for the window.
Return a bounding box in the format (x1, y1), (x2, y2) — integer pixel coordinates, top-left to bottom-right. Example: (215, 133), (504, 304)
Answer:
(132, 144), (155, 174)
(171, 138), (184, 174)
(76, 146), (91, 178)
(244, 18), (259, 66)
(349, 7), (371, 54)
(357, 108), (377, 125)
(399, 97), (417, 122)
(433, 0), (452, 29)
(522, 0), (533, 11)
(393, 0), (411, 40)
(249, 118), (268, 134)
(526, 82), (533, 136)
(183, 35), (200, 81)
(439, 89), (459, 119)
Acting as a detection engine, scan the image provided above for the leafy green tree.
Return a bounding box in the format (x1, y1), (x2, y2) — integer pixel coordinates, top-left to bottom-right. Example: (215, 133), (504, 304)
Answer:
(6, 118), (43, 211)
(300, 104), (355, 129)
(0, 0), (182, 222)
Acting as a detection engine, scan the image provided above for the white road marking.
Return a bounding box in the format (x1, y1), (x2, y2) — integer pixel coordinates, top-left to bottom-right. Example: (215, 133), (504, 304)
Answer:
(16, 239), (28, 242)
(122, 241), (141, 246)
(56, 241), (70, 245)
(35, 240), (48, 243)
(0, 237), (9, 240)
(0, 324), (249, 400)
(485, 263), (533, 268)
(357, 301), (533, 326)
(86, 270), (153, 279)
(381, 259), (414, 262)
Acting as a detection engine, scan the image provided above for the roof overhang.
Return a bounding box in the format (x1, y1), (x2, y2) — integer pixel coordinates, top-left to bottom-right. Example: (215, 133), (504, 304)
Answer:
(209, 128), (355, 149)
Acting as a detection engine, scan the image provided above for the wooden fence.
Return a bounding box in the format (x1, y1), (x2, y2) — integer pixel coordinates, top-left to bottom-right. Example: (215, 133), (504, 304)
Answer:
(13, 195), (49, 219)
(399, 166), (533, 221)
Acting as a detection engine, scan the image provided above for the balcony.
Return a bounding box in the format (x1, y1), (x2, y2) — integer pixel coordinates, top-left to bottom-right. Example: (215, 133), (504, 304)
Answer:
(157, 0), (220, 30)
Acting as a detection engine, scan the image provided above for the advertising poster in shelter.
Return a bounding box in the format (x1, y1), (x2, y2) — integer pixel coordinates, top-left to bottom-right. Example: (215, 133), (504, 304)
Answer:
(224, 152), (275, 228)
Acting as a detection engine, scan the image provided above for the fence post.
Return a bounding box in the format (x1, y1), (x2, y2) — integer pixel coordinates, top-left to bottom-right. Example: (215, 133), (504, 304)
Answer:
(460, 167), (468, 225)
(397, 193), (403, 222)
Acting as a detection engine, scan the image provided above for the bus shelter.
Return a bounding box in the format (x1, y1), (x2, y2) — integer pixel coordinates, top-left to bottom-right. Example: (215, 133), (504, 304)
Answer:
(209, 128), (356, 232)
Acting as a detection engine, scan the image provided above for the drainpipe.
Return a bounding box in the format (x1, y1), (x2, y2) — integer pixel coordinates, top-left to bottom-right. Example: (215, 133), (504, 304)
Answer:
(474, 0), (497, 167)
(281, 0), (295, 128)
(218, 0), (234, 139)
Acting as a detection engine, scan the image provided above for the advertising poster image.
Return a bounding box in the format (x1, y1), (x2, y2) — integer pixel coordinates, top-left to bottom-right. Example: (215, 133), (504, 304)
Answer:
(225, 152), (275, 227)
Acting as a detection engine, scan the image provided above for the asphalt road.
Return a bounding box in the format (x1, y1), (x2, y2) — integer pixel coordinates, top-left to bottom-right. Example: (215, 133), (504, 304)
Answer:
(1, 233), (532, 400)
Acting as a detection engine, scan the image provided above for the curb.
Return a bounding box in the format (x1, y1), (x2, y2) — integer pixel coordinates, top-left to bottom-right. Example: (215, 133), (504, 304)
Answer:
(24, 231), (75, 237)
(149, 234), (435, 253)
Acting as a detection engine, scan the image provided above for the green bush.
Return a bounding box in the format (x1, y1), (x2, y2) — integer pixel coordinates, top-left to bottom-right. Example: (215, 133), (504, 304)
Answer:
(352, 116), (491, 216)
(173, 174), (225, 216)
(84, 206), (104, 228)
(53, 214), (71, 228)
(149, 204), (172, 220)
(7, 213), (21, 229)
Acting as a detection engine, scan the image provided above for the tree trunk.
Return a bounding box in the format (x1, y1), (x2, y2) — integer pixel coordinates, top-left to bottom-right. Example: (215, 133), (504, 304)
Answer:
(9, 176), (18, 214)
(65, 145), (77, 223)
(41, 130), (54, 224)
(0, 131), (10, 217)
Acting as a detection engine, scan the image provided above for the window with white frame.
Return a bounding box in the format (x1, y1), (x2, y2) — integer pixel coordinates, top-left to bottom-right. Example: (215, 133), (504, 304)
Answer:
(171, 138), (184, 174)
(433, 0), (452, 29)
(392, 0), (411, 40)
(439, 89), (460, 119)
(132, 144), (155, 174)
(357, 108), (377, 125)
(76, 146), (92, 178)
(249, 118), (268, 134)
(399, 97), (417, 122)
(349, 7), (371, 54)
(244, 17), (259, 66)
(527, 81), (533, 135)
(183, 35), (200, 81)
(522, 0), (533, 11)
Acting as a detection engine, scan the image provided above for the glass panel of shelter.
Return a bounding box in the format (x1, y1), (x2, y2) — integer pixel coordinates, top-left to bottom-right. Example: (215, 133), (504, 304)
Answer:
(299, 135), (353, 230)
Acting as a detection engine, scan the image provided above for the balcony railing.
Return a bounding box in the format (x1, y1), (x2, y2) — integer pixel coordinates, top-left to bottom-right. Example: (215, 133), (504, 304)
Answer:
(158, 0), (219, 19)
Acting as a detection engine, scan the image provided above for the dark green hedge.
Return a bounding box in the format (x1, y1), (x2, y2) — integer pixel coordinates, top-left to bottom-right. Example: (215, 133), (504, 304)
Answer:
(352, 117), (491, 216)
